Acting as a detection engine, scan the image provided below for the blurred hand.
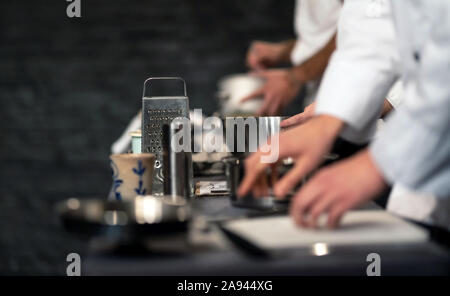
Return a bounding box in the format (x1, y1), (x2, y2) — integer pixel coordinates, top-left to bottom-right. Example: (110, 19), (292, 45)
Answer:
(290, 150), (388, 229)
(246, 41), (290, 70)
(280, 102), (316, 128)
(237, 115), (344, 199)
(244, 162), (281, 198)
(240, 69), (302, 116)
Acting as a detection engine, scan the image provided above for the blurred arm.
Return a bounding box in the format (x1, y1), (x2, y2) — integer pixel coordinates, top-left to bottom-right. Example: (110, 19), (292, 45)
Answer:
(289, 33), (336, 84)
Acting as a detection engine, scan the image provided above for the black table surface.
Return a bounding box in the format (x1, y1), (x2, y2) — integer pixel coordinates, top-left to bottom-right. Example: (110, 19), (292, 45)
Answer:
(83, 195), (450, 276)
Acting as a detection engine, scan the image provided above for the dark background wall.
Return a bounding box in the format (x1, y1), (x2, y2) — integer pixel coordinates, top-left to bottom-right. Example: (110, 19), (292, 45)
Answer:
(0, 0), (295, 274)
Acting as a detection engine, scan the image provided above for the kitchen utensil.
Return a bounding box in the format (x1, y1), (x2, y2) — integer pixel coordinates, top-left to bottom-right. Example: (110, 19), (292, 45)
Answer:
(142, 77), (192, 195)
(162, 123), (194, 198)
(57, 195), (191, 242)
(221, 211), (429, 250)
(222, 156), (241, 200)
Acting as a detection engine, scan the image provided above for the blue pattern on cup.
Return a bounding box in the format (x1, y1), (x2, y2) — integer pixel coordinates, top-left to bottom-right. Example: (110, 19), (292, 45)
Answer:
(133, 160), (147, 195)
(110, 160), (123, 201)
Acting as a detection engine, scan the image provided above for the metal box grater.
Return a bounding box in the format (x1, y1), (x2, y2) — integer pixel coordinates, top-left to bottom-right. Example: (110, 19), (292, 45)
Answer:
(141, 77), (192, 196)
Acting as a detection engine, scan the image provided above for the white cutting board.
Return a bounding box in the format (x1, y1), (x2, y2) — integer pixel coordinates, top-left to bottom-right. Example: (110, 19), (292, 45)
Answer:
(222, 210), (429, 249)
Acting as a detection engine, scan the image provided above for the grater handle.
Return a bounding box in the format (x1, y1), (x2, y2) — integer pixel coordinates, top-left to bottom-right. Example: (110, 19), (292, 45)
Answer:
(142, 77), (187, 98)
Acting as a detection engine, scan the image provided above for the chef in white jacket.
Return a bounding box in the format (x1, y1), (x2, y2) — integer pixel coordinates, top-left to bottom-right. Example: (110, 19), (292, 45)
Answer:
(381, 82), (450, 232)
(238, 0), (450, 233)
(243, 0), (342, 115)
(112, 0), (342, 152)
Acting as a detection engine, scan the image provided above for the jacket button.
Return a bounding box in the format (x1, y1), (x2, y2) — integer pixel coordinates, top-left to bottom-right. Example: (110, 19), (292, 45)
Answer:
(413, 51), (421, 62)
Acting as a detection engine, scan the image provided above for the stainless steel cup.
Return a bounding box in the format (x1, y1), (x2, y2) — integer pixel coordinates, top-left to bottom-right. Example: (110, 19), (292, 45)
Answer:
(222, 156), (242, 201)
(162, 123), (194, 198)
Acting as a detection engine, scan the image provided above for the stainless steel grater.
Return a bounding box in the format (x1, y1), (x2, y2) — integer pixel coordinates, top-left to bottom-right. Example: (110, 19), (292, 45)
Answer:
(141, 77), (191, 196)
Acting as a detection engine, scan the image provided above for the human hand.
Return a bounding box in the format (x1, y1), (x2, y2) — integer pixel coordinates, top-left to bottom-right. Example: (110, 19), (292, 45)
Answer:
(290, 150), (388, 229)
(240, 69), (302, 116)
(246, 41), (291, 70)
(280, 102), (316, 128)
(244, 162), (281, 198)
(237, 115), (344, 199)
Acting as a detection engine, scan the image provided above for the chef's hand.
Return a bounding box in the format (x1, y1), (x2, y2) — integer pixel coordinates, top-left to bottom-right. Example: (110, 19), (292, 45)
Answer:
(237, 115), (344, 199)
(246, 161), (281, 198)
(240, 69), (302, 116)
(280, 102), (316, 128)
(290, 150), (388, 229)
(246, 41), (293, 70)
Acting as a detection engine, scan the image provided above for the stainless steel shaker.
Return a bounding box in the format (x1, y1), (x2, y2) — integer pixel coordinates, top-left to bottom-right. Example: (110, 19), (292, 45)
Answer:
(162, 122), (194, 198)
(221, 156), (242, 201)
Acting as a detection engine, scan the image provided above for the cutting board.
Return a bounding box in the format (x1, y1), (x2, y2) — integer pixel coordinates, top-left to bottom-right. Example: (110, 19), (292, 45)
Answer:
(222, 210), (429, 249)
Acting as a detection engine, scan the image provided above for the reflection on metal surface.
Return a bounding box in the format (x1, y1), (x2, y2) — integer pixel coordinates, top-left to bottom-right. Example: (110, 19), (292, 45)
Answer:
(164, 195), (187, 206)
(135, 196), (162, 224)
(312, 242), (329, 256)
(142, 77), (191, 195)
(104, 210), (128, 226)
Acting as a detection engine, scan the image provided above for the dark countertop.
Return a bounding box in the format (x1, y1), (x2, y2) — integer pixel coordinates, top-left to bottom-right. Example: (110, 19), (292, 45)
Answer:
(83, 196), (450, 276)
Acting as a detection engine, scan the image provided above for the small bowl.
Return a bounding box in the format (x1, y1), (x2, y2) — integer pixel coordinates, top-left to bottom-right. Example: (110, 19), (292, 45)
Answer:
(56, 195), (191, 242)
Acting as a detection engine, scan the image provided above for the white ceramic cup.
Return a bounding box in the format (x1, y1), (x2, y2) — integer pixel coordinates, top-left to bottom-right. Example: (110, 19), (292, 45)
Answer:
(217, 73), (264, 116)
(109, 153), (155, 201)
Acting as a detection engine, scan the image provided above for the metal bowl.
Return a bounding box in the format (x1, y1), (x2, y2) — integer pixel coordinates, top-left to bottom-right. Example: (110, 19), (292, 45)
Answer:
(56, 195), (191, 241)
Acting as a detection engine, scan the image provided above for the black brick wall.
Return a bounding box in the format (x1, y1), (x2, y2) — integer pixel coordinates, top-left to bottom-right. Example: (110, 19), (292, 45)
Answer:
(0, 0), (294, 274)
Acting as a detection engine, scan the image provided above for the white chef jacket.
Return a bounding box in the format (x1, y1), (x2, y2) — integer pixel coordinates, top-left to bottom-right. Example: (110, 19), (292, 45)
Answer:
(385, 80), (403, 109)
(372, 0), (450, 199)
(387, 185), (450, 231)
(290, 0), (342, 107)
(382, 82), (450, 230)
(380, 82), (450, 231)
(315, 0), (400, 144)
(291, 0), (342, 66)
(315, 0), (450, 228)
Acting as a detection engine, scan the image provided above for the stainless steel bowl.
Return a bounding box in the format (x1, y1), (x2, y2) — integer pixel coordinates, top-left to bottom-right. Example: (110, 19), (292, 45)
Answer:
(56, 195), (191, 240)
